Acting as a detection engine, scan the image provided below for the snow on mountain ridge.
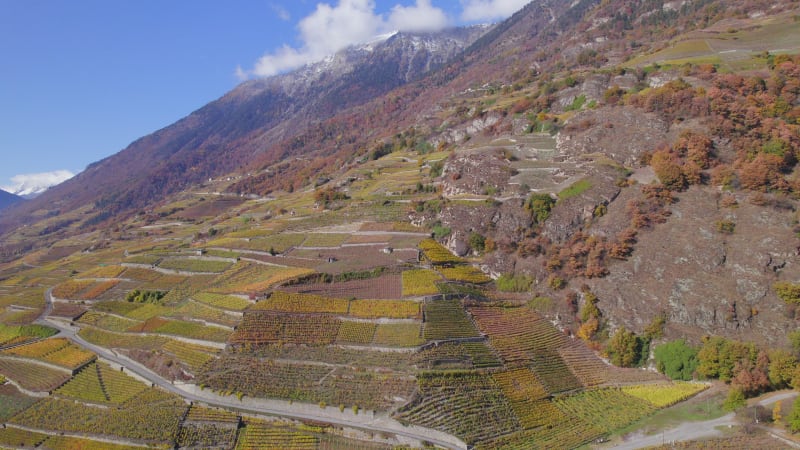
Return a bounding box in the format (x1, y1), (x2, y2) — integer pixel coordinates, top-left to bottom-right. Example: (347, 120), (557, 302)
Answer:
(2, 170), (74, 199)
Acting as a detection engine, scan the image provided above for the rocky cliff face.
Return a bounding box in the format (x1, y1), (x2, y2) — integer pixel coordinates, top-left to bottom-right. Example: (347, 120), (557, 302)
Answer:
(588, 188), (800, 346)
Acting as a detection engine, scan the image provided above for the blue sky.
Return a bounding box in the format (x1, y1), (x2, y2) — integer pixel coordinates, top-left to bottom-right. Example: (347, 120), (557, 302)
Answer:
(0, 0), (529, 194)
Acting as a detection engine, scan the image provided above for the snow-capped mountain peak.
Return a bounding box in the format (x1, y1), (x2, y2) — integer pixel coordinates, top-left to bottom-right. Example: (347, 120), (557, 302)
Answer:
(2, 170), (74, 199)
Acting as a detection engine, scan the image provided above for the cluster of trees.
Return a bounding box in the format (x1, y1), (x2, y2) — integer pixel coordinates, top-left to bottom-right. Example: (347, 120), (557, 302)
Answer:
(654, 334), (800, 412)
(606, 315), (666, 368)
(313, 187), (349, 209)
(648, 131), (714, 190)
(628, 57), (800, 195)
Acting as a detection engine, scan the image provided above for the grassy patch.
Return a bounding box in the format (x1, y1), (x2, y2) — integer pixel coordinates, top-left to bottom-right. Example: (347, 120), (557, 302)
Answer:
(558, 178), (592, 200)
(609, 390), (727, 438)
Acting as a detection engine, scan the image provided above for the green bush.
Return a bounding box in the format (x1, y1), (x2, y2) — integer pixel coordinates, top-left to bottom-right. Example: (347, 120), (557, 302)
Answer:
(432, 225), (451, 239)
(607, 327), (647, 368)
(774, 282), (800, 305)
(723, 387), (746, 411)
(526, 193), (555, 224)
(469, 233), (486, 253)
(558, 179), (592, 200)
(125, 289), (166, 304)
(496, 274), (533, 292)
(715, 220), (735, 234)
(654, 339), (698, 381)
(789, 398), (800, 432)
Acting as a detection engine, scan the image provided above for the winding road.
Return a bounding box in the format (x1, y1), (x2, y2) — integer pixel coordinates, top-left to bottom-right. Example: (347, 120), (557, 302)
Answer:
(610, 391), (800, 449)
(34, 290), (467, 450)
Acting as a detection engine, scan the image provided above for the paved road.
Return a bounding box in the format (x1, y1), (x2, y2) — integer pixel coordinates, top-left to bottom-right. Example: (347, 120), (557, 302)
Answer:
(610, 391), (800, 449)
(610, 413), (736, 449)
(36, 291), (467, 450)
(756, 390), (799, 407)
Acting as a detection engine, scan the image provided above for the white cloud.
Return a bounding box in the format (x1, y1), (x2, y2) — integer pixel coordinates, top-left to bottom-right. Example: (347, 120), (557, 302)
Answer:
(2, 170), (74, 197)
(248, 0), (451, 78)
(460, 0), (530, 22)
(388, 0), (449, 33)
(270, 3), (291, 21)
(234, 65), (248, 82)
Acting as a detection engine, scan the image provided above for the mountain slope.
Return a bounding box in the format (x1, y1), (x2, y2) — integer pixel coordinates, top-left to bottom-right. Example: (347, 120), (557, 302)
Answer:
(2, 0), (799, 346)
(5, 1), (800, 448)
(0, 27), (486, 235)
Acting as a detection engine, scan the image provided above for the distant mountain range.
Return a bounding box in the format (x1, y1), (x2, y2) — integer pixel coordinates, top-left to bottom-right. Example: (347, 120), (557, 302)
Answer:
(0, 190), (24, 211)
(6, 183), (54, 200)
(2, 169), (74, 199)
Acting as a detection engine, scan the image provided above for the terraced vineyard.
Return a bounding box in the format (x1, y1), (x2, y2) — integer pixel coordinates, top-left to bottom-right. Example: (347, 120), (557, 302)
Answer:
(254, 291), (350, 314)
(416, 341), (501, 369)
(78, 327), (168, 351)
(1, 337), (96, 371)
(163, 339), (219, 371)
(350, 299), (420, 319)
(281, 273), (403, 299)
(422, 299), (481, 340)
(419, 239), (464, 265)
(252, 291), (421, 319)
(77, 310), (141, 332)
(54, 361), (148, 404)
(169, 300), (240, 327)
(177, 404), (240, 449)
(194, 292), (251, 311)
(52, 279), (96, 299)
(470, 306), (568, 365)
(438, 266), (491, 284)
(622, 382), (709, 407)
(336, 320), (377, 344)
(0, 384), (39, 420)
(129, 316), (231, 342)
(206, 233), (306, 254)
(39, 436), (144, 450)
(198, 355), (415, 410)
(554, 388), (658, 431)
(208, 262), (313, 294)
(9, 389), (188, 444)
(397, 371), (520, 444)
(0, 427), (49, 448)
(0, 225), (695, 450)
(80, 265), (127, 279)
(0, 323), (57, 347)
(401, 269), (441, 296)
(0, 119), (733, 450)
(373, 322), (424, 347)
(158, 257), (234, 273)
(230, 312), (341, 346)
(235, 423), (317, 450)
